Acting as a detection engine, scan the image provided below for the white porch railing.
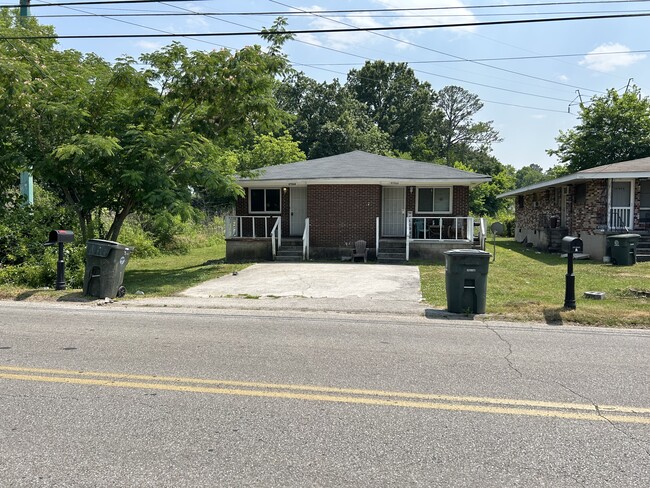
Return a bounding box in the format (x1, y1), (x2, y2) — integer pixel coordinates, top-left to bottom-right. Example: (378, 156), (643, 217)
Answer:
(302, 218), (310, 260)
(610, 207), (632, 230)
(270, 217), (281, 260)
(375, 217), (380, 258)
(405, 216), (475, 261)
(225, 216), (279, 239)
(478, 217), (487, 251)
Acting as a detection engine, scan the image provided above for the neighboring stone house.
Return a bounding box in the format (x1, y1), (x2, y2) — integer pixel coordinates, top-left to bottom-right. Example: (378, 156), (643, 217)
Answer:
(498, 157), (650, 260)
(225, 151), (491, 262)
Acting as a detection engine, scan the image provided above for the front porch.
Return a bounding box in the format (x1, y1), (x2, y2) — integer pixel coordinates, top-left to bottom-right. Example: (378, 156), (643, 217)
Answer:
(224, 215), (486, 263)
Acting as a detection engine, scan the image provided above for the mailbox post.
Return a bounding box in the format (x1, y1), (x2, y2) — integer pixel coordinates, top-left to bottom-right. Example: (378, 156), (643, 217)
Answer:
(561, 236), (583, 309)
(44, 230), (75, 290)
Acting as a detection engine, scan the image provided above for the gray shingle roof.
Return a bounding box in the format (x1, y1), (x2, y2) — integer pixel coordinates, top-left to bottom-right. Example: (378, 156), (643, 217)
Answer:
(238, 151), (490, 184)
(499, 156), (650, 198)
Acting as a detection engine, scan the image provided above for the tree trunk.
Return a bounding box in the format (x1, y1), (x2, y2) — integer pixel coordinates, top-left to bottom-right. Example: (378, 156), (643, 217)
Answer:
(105, 200), (134, 242)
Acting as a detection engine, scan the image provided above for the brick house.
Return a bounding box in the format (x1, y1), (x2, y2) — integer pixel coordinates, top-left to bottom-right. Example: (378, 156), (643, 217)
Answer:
(498, 157), (650, 260)
(225, 151), (491, 262)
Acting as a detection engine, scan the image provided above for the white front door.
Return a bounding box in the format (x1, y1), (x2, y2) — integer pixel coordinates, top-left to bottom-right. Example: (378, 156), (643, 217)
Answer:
(610, 180), (633, 229)
(290, 187), (307, 236)
(382, 187), (406, 237)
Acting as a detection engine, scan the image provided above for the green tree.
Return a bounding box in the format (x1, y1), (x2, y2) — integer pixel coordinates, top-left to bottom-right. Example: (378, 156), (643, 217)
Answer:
(548, 85), (650, 172)
(346, 61), (437, 152)
(454, 161), (515, 216)
(277, 73), (391, 158)
(239, 133), (306, 171)
(436, 86), (501, 165)
(515, 163), (547, 188)
(1, 14), (293, 242)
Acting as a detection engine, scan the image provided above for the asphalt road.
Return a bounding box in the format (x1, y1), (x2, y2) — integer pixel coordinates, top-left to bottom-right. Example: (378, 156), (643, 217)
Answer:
(1, 302), (649, 487)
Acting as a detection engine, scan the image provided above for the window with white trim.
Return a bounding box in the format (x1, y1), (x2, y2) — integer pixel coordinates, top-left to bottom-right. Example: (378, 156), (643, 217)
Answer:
(416, 187), (452, 213)
(249, 188), (281, 213)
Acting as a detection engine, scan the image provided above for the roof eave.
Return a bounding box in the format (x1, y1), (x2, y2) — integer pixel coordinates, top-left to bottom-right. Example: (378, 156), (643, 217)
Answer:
(498, 171), (650, 198)
(237, 177), (492, 187)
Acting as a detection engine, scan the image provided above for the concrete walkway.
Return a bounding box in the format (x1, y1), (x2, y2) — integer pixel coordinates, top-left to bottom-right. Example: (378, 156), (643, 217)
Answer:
(180, 262), (422, 301)
(122, 262), (429, 317)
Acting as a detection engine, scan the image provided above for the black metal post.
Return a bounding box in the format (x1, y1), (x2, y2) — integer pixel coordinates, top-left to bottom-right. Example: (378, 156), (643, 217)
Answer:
(56, 242), (66, 290)
(564, 251), (576, 309)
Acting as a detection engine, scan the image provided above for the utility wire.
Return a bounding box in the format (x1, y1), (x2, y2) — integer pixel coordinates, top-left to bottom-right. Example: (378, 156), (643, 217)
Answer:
(0, 0), (209, 7)
(6, 11), (650, 39)
(27, 8), (650, 19)
(268, 0), (600, 95)
(3, 0), (650, 11)
(297, 49), (650, 65)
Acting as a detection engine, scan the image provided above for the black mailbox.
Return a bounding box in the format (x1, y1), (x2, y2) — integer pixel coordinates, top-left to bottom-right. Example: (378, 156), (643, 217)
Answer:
(46, 229), (75, 245)
(44, 230), (74, 290)
(561, 236), (583, 254)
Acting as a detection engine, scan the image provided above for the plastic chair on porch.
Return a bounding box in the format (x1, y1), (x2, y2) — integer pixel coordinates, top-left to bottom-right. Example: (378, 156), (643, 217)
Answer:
(412, 219), (424, 239)
(352, 240), (368, 263)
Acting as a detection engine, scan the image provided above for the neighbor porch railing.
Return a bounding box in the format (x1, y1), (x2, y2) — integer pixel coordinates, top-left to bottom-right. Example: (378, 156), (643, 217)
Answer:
(225, 216), (279, 239)
(609, 207), (632, 231)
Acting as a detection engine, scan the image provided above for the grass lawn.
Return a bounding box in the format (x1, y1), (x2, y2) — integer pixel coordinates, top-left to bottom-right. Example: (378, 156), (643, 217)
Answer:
(420, 237), (650, 328)
(0, 242), (247, 302)
(122, 242), (247, 297)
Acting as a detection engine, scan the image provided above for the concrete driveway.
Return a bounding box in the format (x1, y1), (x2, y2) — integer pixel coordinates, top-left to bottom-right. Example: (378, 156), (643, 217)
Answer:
(180, 263), (422, 302)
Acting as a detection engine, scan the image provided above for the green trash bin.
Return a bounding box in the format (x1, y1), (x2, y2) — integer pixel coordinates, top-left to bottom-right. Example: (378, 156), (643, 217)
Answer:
(83, 239), (134, 298)
(444, 249), (491, 314)
(606, 234), (640, 266)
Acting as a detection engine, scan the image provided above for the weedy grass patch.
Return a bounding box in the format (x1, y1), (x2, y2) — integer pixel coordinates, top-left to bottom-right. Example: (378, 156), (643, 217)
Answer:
(0, 243), (247, 301)
(420, 238), (649, 328)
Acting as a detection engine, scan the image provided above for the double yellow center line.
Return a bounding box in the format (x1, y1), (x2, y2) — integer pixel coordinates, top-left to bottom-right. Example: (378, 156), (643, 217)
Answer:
(2, 365), (649, 424)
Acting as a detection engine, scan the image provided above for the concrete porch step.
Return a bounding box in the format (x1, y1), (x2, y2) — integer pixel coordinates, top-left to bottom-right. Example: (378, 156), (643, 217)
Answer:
(377, 251), (406, 264)
(275, 255), (302, 262)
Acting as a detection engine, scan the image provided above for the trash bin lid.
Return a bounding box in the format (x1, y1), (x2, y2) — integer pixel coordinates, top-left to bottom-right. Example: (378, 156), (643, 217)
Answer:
(86, 239), (127, 257)
(444, 249), (491, 256)
(607, 234), (641, 239)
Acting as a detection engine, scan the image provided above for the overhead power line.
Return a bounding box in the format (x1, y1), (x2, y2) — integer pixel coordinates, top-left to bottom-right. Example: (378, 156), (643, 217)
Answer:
(3, 0), (650, 11)
(5, 11), (650, 39)
(0, 0), (209, 7)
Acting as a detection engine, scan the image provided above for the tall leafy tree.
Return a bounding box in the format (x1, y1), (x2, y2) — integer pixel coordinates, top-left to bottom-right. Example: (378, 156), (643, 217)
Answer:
(436, 85), (501, 165)
(548, 85), (650, 172)
(1, 14), (294, 241)
(277, 72), (391, 158)
(515, 164), (547, 188)
(346, 61), (437, 152)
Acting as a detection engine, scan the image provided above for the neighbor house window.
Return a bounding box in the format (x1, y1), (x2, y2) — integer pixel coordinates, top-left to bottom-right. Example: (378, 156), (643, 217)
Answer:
(249, 188), (281, 213)
(416, 187), (452, 213)
(574, 183), (587, 205)
(641, 180), (650, 222)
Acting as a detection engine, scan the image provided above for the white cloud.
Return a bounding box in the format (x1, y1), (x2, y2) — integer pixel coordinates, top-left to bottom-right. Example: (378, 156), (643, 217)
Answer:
(375, 0), (478, 33)
(136, 41), (164, 51)
(579, 43), (646, 73)
(296, 1), (477, 51)
(297, 5), (383, 50)
(558, 74), (569, 82)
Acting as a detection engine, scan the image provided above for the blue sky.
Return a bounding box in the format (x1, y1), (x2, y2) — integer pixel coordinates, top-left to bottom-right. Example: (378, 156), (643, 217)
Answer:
(20, 0), (650, 169)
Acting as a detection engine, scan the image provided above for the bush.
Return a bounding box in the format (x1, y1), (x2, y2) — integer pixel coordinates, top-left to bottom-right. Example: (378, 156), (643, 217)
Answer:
(117, 218), (160, 258)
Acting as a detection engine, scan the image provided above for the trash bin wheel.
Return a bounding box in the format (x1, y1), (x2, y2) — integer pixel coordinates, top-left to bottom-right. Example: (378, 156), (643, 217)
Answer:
(116, 285), (127, 298)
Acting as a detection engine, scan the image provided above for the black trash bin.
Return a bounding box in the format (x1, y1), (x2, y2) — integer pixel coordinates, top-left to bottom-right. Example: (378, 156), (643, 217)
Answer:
(606, 234), (640, 265)
(83, 239), (134, 298)
(444, 249), (491, 314)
